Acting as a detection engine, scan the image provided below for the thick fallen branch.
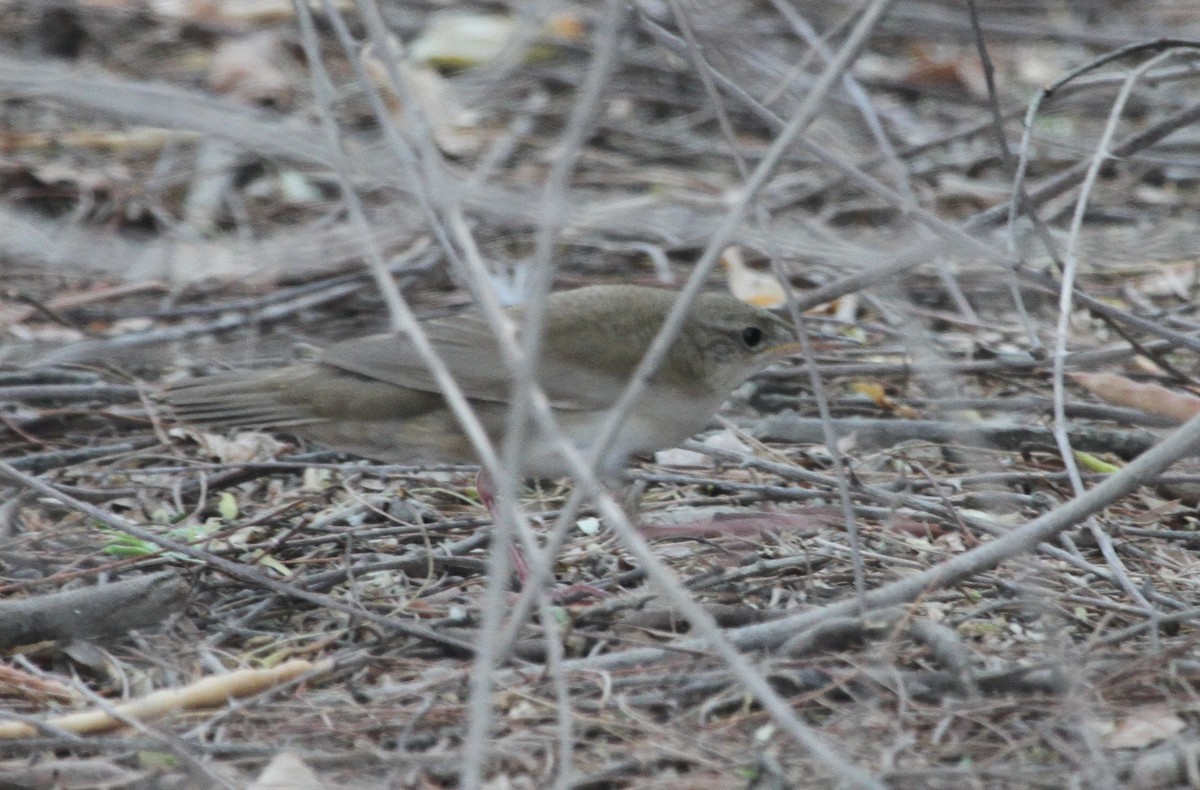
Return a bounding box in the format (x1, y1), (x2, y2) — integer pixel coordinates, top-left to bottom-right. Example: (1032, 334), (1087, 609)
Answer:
(753, 414), (1158, 458)
(0, 571), (188, 651)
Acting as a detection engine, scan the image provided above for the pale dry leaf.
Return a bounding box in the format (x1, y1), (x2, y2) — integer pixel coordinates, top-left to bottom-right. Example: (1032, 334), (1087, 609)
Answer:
(833, 292), (859, 325)
(362, 38), (482, 157)
(1070, 372), (1200, 423)
(31, 160), (125, 195)
(653, 447), (709, 467)
(209, 30), (295, 107)
(701, 429), (753, 455)
(410, 11), (516, 68)
(722, 246), (786, 308)
(1104, 705), (1186, 749)
(1136, 261), (1200, 298)
(408, 9), (582, 68)
(172, 427), (285, 463)
(576, 516), (601, 535)
(247, 751), (326, 790)
(1013, 44), (1074, 87)
(653, 429), (753, 467)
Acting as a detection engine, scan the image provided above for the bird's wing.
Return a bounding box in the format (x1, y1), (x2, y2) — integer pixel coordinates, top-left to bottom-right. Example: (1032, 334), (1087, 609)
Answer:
(320, 313), (508, 402)
(165, 365), (444, 428)
(322, 311), (628, 411)
(165, 368), (324, 427)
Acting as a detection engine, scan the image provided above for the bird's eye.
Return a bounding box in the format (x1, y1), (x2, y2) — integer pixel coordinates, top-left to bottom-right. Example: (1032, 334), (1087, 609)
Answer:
(741, 326), (764, 348)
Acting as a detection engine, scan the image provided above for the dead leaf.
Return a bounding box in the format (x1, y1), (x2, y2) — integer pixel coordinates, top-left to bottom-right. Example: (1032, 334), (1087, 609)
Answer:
(362, 38), (482, 157)
(1070, 372), (1200, 423)
(653, 447), (709, 467)
(247, 752), (326, 790)
(409, 12), (517, 68)
(852, 380), (919, 418)
(886, 517), (952, 538)
(722, 246), (786, 308)
(208, 31), (295, 108)
(170, 427), (284, 463)
(896, 45), (988, 98)
(1103, 705), (1186, 749)
(1137, 261), (1200, 298)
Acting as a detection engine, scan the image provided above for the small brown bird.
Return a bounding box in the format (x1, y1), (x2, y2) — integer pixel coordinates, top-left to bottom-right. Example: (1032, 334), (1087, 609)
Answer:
(166, 284), (798, 480)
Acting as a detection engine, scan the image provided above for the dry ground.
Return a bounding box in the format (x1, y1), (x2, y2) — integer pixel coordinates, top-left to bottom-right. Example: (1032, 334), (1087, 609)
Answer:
(2, 1), (1200, 788)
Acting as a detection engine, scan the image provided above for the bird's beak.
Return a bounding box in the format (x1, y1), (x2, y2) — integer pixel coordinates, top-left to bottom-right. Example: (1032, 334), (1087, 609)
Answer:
(763, 340), (804, 359)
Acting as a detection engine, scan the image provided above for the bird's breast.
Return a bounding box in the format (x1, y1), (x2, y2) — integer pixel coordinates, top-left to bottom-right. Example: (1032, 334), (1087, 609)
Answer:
(515, 387), (726, 479)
